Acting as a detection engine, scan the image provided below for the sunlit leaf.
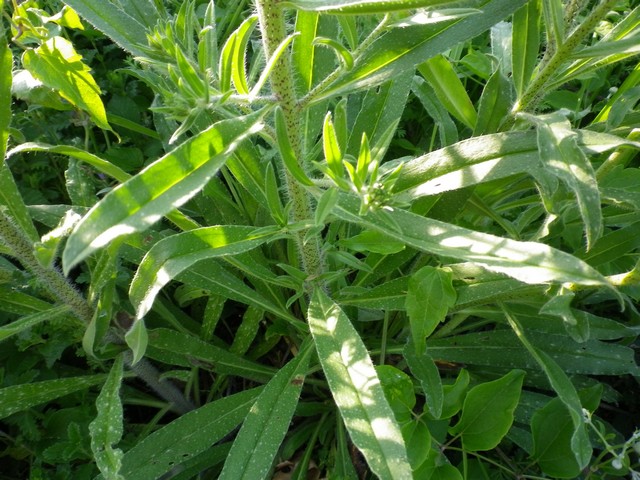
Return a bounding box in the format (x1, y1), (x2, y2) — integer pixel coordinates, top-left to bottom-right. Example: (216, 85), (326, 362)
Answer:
(308, 289), (412, 479)
(63, 109), (265, 273)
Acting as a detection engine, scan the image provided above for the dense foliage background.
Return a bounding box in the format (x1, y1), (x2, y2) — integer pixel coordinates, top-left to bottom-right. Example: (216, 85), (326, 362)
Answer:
(1, 0), (640, 478)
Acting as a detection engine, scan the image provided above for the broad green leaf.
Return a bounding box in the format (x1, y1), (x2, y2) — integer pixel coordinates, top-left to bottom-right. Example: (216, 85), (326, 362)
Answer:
(0, 305), (71, 343)
(520, 112), (602, 250)
(418, 55), (477, 129)
(90, 355), (124, 480)
(219, 344), (312, 480)
(450, 370), (524, 451)
(334, 194), (609, 287)
(308, 289), (412, 479)
(406, 266), (456, 354)
(376, 365), (416, 424)
(147, 328), (276, 382)
(62, 109), (265, 273)
(0, 374), (106, 420)
(130, 225), (281, 319)
(531, 385), (602, 479)
(503, 306), (592, 469)
(62, 0), (149, 57)
(511, 0), (540, 97)
(282, 0), (474, 14)
(116, 388), (261, 480)
(404, 342), (444, 419)
(310, 0), (527, 102)
(23, 36), (111, 131)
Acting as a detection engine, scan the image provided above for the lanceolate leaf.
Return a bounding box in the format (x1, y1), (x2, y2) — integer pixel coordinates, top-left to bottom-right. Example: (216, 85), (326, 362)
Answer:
(219, 343), (312, 480)
(0, 305), (71, 342)
(130, 225), (282, 319)
(310, 0), (527, 102)
(503, 306), (592, 469)
(89, 355), (125, 480)
(117, 388), (262, 480)
(308, 289), (412, 479)
(0, 375), (106, 420)
(334, 194), (609, 287)
(393, 130), (635, 199)
(62, 109), (265, 273)
(282, 0), (474, 14)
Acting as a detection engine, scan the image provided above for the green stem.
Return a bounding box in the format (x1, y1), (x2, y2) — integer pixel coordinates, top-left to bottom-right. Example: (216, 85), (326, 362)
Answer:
(0, 208), (94, 323)
(512, 0), (619, 117)
(255, 0), (324, 284)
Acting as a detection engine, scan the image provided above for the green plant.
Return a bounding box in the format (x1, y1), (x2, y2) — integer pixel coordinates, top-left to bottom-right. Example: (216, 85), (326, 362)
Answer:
(1, 0), (640, 478)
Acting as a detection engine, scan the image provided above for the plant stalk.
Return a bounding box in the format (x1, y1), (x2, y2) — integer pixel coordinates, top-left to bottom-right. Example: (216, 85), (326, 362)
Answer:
(254, 0), (324, 284)
(511, 0), (619, 117)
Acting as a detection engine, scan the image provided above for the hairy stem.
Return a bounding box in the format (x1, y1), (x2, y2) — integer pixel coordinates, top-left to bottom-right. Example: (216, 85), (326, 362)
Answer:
(0, 208), (94, 323)
(512, 0), (619, 117)
(255, 0), (324, 283)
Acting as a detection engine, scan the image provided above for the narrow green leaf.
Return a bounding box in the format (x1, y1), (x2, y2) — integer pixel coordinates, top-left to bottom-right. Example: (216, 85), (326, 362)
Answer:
(503, 305), (592, 469)
(426, 329), (640, 376)
(394, 129), (633, 199)
(405, 266), (456, 354)
(62, 109), (265, 273)
(62, 0), (148, 57)
(404, 343), (444, 419)
(231, 15), (259, 95)
(0, 31), (10, 162)
(473, 67), (513, 135)
(117, 388), (262, 480)
(179, 260), (306, 329)
(90, 355), (125, 480)
(313, 37), (353, 70)
(0, 375), (106, 420)
(418, 55), (477, 129)
(412, 76), (458, 147)
(335, 194), (609, 288)
(250, 33), (299, 99)
(23, 36), (111, 131)
(511, 0), (541, 97)
(308, 289), (412, 479)
(520, 112), (602, 250)
(347, 72), (412, 162)
(323, 112), (344, 179)
(0, 305), (71, 343)
(219, 344), (312, 480)
(450, 370), (525, 451)
(282, 0), (471, 14)
(130, 225), (280, 319)
(311, 0), (527, 102)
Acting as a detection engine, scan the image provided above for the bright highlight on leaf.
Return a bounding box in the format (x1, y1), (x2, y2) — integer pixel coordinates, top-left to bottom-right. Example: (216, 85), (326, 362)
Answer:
(62, 109), (266, 273)
(308, 289), (412, 479)
(22, 36), (112, 131)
